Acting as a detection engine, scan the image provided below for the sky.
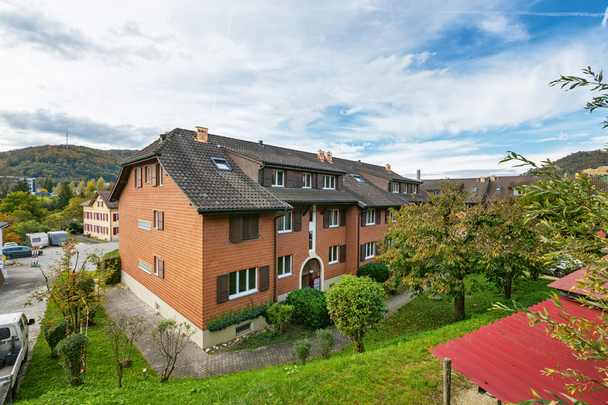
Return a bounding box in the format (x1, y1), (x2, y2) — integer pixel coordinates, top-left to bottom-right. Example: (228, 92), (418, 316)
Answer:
(1, 1), (608, 179)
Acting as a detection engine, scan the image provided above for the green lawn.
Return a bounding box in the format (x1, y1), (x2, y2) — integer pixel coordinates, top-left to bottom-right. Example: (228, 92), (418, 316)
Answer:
(225, 324), (315, 352)
(17, 276), (553, 404)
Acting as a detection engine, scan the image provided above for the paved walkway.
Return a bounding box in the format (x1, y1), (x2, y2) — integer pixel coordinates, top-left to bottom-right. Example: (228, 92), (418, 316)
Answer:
(104, 287), (416, 378)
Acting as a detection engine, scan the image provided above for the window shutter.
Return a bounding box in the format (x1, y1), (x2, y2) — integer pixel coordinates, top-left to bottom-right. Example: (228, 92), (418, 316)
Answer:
(243, 215), (259, 240)
(312, 173), (317, 189)
(158, 259), (164, 279)
(340, 244), (346, 262)
(388, 181), (392, 192)
(360, 244), (366, 262)
(336, 175), (343, 190)
(317, 174), (324, 189)
(385, 208), (389, 224)
(340, 209), (346, 227)
(151, 164), (157, 186)
(263, 168), (272, 187)
(217, 274), (229, 303)
(159, 211), (164, 230)
(229, 215), (242, 243)
(294, 172), (302, 188)
(360, 212), (366, 227)
(376, 209), (381, 225)
(259, 265), (270, 291)
(286, 170), (294, 188)
(293, 211), (302, 232)
(375, 243), (379, 256)
(323, 210), (330, 228)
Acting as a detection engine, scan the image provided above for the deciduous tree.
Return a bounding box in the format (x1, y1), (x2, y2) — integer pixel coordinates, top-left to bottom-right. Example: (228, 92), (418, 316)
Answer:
(105, 315), (146, 388)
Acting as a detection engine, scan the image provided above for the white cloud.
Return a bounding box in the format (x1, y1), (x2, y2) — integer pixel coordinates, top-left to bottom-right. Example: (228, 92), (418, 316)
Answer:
(479, 16), (529, 41)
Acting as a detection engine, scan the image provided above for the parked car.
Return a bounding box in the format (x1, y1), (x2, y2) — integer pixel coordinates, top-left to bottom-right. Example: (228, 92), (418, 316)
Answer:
(0, 312), (35, 403)
(1, 246), (43, 259)
(2, 243), (18, 248)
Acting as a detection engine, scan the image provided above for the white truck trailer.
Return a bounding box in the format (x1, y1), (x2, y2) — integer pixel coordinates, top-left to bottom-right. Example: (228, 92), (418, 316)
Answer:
(0, 313), (34, 404)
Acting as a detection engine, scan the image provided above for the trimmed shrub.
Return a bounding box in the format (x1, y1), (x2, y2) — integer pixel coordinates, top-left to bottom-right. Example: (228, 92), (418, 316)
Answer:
(326, 275), (387, 353)
(285, 289), (331, 330)
(316, 327), (334, 359)
(267, 302), (294, 334)
(43, 318), (68, 358)
(207, 303), (270, 332)
(357, 262), (390, 284)
(99, 250), (121, 285)
(57, 333), (88, 386)
(294, 339), (311, 364)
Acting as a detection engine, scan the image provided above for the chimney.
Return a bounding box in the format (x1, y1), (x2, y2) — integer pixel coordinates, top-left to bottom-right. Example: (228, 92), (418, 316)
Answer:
(385, 164), (391, 172)
(479, 177), (486, 182)
(195, 126), (208, 143)
(489, 175), (497, 181)
(416, 170), (421, 181)
(324, 151), (333, 163)
(159, 133), (166, 142)
(317, 150), (325, 162)
(259, 140), (264, 147)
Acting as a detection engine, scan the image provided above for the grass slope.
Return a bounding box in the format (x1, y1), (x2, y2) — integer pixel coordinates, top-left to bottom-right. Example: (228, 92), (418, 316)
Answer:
(17, 277), (552, 404)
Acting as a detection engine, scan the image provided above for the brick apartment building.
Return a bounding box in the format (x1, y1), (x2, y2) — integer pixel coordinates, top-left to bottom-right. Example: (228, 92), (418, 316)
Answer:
(110, 127), (421, 348)
(81, 191), (119, 241)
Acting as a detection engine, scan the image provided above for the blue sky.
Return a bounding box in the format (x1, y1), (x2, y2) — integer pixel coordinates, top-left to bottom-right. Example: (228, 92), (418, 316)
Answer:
(0, 0), (607, 179)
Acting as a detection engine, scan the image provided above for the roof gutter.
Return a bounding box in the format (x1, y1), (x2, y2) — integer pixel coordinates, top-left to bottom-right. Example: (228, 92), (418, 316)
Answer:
(263, 161), (347, 175)
(121, 152), (160, 166)
(196, 206), (291, 214)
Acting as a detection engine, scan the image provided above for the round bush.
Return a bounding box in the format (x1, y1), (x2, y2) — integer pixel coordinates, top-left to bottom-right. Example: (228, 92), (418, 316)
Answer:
(285, 288), (331, 330)
(356, 262), (390, 283)
(43, 318), (68, 358)
(57, 333), (88, 386)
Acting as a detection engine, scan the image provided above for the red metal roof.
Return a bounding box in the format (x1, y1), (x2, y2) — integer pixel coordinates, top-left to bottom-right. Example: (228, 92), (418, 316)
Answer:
(547, 268), (606, 300)
(430, 296), (608, 404)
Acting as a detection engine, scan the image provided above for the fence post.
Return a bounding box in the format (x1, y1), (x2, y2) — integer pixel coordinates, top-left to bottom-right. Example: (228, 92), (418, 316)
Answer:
(443, 357), (452, 405)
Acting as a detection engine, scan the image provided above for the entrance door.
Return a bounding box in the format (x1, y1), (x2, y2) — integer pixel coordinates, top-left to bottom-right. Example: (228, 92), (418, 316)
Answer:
(302, 258), (321, 290)
(309, 205), (316, 252)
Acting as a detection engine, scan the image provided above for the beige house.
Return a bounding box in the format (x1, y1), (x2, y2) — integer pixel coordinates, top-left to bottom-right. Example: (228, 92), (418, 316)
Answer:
(81, 191), (119, 241)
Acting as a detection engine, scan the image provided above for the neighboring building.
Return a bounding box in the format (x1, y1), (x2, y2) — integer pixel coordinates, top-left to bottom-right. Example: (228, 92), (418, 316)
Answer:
(421, 175), (544, 206)
(81, 191), (119, 241)
(0, 222), (9, 287)
(26, 178), (36, 194)
(109, 127), (421, 349)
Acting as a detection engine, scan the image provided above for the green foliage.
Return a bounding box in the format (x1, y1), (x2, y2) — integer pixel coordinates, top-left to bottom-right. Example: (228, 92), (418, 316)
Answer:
(267, 302), (294, 334)
(11, 220), (51, 243)
(357, 262), (390, 283)
(99, 250), (121, 285)
(56, 333), (88, 386)
(56, 182), (73, 210)
(150, 318), (196, 383)
(316, 328), (334, 359)
(12, 179), (30, 193)
(207, 302), (271, 332)
(0, 191), (45, 220)
(43, 177), (54, 192)
(294, 339), (311, 364)
(105, 314), (146, 388)
(326, 275), (387, 353)
(515, 389), (589, 404)
(43, 318), (68, 358)
(0, 145), (136, 185)
(285, 288), (331, 330)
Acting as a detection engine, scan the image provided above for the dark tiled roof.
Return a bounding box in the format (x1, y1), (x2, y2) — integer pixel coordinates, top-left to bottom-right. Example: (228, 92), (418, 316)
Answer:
(266, 188), (358, 204)
(341, 158), (418, 183)
(157, 130), (288, 212)
(81, 191), (118, 209)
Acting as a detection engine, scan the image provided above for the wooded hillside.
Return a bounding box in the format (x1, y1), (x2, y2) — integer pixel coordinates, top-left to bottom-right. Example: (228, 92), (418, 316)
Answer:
(0, 145), (137, 184)
(553, 150), (608, 175)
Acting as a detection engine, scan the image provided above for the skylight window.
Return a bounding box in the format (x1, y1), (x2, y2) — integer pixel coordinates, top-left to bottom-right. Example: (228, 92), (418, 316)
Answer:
(496, 186), (502, 191)
(351, 174), (365, 183)
(472, 188), (478, 192)
(212, 158), (231, 171)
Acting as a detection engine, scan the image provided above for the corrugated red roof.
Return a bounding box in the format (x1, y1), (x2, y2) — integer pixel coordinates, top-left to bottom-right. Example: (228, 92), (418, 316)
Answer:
(547, 268), (606, 300)
(430, 296), (608, 404)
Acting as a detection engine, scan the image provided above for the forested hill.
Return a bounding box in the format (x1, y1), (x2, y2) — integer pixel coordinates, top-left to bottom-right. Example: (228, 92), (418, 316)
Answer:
(0, 145), (137, 183)
(552, 150), (608, 175)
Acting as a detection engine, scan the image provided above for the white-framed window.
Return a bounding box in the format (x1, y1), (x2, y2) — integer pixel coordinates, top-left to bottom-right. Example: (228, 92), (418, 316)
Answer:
(139, 260), (152, 274)
(387, 209), (395, 222)
(366, 209), (376, 225)
(229, 267), (257, 298)
(278, 212), (292, 233)
(278, 255), (292, 278)
(158, 165), (164, 186)
(351, 174), (364, 183)
(154, 210), (164, 230)
(145, 166), (150, 183)
(329, 209), (339, 227)
(392, 182), (399, 193)
(414, 184), (419, 194)
(138, 220), (151, 231)
(513, 189), (520, 196)
(302, 173), (311, 188)
(328, 245), (338, 264)
(364, 242), (375, 260)
(323, 175), (336, 189)
(272, 170), (284, 187)
(154, 256), (160, 276)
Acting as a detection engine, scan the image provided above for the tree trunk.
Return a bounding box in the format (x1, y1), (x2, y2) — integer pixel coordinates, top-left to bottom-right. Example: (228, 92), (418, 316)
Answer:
(453, 296), (465, 321)
(502, 275), (512, 300)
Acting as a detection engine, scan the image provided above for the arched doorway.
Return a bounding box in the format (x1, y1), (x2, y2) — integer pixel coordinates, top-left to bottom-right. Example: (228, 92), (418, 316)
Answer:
(300, 257), (323, 290)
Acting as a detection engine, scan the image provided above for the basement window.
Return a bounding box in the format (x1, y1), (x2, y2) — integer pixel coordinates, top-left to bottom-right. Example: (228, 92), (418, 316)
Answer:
(235, 322), (252, 335)
(212, 158), (231, 171)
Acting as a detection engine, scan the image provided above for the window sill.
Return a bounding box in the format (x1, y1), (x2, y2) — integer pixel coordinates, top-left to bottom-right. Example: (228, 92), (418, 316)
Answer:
(364, 256), (374, 261)
(278, 273), (292, 279)
(278, 230), (292, 234)
(229, 290), (258, 300)
(322, 188), (336, 190)
(271, 185), (285, 188)
(329, 225), (339, 228)
(328, 260), (338, 265)
(365, 223), (375, 226)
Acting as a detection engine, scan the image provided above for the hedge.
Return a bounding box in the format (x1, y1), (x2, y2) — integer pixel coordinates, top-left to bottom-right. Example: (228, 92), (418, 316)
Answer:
(207, 303), (271, 332)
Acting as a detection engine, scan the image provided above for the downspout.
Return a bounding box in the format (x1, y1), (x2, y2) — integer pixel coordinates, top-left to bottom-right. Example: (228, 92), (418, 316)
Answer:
(274, 209), (286, 302)
(357, 205), (370, 270)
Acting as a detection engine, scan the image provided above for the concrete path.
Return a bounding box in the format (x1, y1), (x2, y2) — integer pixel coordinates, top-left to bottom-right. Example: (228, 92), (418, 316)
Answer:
(104, 287), (416, 378)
